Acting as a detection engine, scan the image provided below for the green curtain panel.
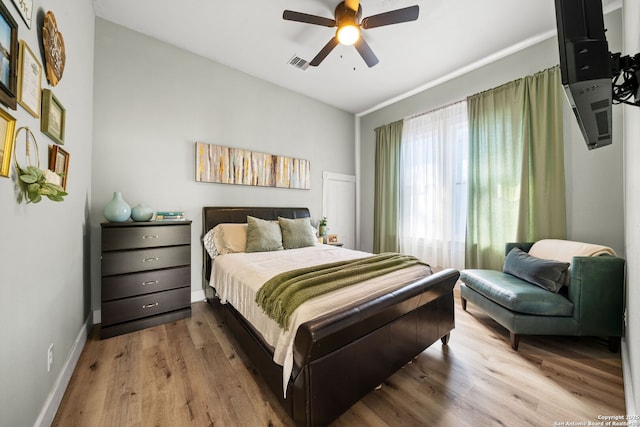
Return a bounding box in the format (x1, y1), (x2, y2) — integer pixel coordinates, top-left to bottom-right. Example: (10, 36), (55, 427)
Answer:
(466, 67), (566, 270)
(373, 120), (403, 253)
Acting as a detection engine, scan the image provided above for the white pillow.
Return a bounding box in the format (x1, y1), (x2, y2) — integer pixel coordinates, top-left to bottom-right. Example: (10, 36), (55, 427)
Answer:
(203, 223), (249, 257)
(214, 223), (249, 254)
(202, 228), (219, 258)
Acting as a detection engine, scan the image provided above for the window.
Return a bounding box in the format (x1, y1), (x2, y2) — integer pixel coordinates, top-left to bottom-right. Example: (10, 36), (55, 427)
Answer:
(399, 101), (468, 270)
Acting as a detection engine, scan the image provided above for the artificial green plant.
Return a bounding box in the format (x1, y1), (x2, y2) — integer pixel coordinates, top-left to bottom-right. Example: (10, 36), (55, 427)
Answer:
(17, 165), (67, 203)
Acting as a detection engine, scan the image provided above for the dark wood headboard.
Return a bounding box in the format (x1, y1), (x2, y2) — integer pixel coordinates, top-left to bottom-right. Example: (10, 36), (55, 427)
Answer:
(202, 207), (311, 285)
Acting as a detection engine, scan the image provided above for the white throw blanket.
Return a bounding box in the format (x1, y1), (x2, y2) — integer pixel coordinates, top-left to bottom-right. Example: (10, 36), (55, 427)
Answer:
(528, 239), (615, 264)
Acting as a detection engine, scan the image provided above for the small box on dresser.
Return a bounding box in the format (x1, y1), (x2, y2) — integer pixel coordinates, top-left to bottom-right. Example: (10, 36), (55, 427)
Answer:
(101, 221), (192, 339)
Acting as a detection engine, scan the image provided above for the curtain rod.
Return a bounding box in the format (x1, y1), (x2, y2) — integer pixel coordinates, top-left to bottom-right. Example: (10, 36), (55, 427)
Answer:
(404, 98), (467, 121)
(404, 65), (560, 121)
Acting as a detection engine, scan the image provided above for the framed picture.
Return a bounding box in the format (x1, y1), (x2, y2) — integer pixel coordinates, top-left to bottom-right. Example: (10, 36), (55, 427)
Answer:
(0, 108), (16, 177)
(0, 1), (18, 110)
(41, 89), (66, 144)
(49, 145), (69, 189)
(11, 0), (33, 28)
(327, 234), (339, 244)
(17, 40), (42, 118)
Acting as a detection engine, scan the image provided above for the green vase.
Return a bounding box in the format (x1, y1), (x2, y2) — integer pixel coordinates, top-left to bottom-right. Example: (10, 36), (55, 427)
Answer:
(131, 204), (154, 222)
(103, 191), (131, 222)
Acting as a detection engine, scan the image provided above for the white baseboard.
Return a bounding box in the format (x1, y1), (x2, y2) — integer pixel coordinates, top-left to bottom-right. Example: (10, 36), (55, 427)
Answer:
(191, 289), (206, 303)
(622, 338), (637, 415)
(34, 314), (91, 427)
(91, 290), (207, 326)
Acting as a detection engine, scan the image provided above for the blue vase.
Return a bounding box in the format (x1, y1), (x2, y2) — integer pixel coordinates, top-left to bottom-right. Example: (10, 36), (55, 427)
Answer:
(131, 204), (154, 222)
(103, 191), (131, 222)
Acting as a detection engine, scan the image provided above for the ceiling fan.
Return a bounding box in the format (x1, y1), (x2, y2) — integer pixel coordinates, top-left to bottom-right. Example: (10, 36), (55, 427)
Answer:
(283, 0), (419, 68)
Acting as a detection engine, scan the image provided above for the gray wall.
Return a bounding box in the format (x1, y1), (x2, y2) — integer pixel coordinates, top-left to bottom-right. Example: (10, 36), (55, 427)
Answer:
(622, 0), (640, 415)
(91, 19), (355, 311)
(564, 9), (624, 255)
(0, 1), (96, 426)
(358, 10), (624, 257)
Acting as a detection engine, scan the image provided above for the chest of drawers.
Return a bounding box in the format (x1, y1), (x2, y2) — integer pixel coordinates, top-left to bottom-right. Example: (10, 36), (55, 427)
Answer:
(101, 221), (192, 338)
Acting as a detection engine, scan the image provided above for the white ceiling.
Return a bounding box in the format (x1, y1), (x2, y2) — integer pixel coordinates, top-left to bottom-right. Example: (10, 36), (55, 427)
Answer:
(91, 0), (621, 115)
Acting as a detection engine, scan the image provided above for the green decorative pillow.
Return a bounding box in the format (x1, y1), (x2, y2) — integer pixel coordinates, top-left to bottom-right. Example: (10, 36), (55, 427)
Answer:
(278, 217), (317, 249)
(246, 216), (284, 252)
(503, 247), (569, 293)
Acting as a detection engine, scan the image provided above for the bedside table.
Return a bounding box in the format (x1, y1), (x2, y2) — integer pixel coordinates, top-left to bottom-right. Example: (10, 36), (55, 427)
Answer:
(100, 221), (192, 338)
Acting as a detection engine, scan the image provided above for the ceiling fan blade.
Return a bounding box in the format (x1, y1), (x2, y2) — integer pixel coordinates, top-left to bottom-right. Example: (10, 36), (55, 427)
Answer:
(344, 0), (360, 13)
(354, 37), (379, 67)
(310, 37), (340, 66)
(283, 10), (336, 27)
(361, 5), (419, 29)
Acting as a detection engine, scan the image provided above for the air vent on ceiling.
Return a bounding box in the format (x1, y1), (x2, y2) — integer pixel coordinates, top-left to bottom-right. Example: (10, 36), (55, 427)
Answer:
(288, 55), (310, 71)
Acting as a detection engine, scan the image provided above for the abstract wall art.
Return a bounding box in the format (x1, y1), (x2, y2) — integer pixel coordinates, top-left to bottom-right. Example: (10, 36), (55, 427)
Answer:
(195, 142), (310, 190)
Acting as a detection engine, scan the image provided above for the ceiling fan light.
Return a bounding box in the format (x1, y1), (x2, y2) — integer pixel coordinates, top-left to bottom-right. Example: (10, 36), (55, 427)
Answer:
(337, 25), (360, 45)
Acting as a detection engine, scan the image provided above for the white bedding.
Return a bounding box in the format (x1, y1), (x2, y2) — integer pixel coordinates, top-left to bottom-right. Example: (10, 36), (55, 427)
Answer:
(210, 244), (432, 396)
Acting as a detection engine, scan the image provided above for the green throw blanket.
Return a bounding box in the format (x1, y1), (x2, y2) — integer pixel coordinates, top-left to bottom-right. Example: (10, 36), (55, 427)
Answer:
(255, 253), (428, 330)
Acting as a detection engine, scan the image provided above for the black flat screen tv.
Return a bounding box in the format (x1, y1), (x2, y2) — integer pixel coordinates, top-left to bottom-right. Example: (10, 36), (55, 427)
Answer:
(555, 0), (612, 150)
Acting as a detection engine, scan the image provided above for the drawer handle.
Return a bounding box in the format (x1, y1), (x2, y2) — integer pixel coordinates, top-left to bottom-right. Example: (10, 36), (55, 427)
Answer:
(143, 257), (159, 263)
(142, 280), (159, 286)
(142, 235), (159, 240)
(142, 303), (159, 309)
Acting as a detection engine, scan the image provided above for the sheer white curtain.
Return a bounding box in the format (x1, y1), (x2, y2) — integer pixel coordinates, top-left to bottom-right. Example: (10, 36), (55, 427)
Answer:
(399, 101), (468, 271)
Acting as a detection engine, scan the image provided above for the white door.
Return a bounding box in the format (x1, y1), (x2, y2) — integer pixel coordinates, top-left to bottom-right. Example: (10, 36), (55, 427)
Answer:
(322, 172), (356, 249)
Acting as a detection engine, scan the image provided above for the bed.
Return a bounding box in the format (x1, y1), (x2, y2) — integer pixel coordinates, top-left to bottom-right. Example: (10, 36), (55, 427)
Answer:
(202, 207), (459, 426)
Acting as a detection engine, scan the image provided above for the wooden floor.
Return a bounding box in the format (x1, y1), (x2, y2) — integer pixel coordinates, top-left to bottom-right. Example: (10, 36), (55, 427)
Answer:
(53, 297), (625, 426)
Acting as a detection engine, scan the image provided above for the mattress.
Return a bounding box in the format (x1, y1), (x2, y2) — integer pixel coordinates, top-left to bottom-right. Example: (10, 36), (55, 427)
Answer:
(210, 244), (432, 395)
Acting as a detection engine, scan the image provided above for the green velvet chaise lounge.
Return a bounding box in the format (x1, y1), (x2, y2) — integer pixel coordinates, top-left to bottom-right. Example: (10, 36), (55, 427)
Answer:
(459, 240), (625, 351)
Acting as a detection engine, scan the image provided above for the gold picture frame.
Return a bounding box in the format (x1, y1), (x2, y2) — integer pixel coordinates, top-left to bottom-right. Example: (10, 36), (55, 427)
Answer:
(41, 89), (66, 144)
(49, 145), (69, 190)
(0, 108), (17, 177)
(17, 40), (42, 118)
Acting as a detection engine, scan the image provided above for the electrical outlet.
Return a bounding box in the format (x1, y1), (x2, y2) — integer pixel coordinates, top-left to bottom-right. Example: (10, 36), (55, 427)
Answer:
(47, 344), (54, 372)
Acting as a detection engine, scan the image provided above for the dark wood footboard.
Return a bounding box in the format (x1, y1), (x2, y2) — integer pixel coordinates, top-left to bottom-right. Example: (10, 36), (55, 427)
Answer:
(208, 268), (457, 426)
(289, 268), (458, 426)
(202, 207), (459, 426)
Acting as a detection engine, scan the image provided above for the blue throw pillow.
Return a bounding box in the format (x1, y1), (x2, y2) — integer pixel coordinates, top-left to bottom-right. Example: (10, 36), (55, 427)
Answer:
(503, 247), (569, 293)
